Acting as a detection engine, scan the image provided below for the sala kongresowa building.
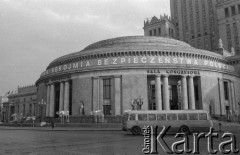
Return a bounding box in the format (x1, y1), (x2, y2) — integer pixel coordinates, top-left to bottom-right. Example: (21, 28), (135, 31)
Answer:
(36, 36), (240, 121)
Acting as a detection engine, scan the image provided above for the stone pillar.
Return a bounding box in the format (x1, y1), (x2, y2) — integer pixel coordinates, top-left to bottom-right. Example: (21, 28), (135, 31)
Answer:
(230, 81), (236, 114)
(49, 83), (55, 117)
(59, 82), (64, 112)
(162, 74), (170, 110)
(218, 78), (226, 115)
(64, 81), (69, 112)
(155, 74), (162, 110)
(181, 75), (188, 110)
(188, 76), (195, 110)
(114, 76), (121, 115)
(46, 85), (50, 117)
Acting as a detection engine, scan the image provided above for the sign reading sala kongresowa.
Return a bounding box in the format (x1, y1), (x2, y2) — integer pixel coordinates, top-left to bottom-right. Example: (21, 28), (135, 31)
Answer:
(41, 56), (231, 77)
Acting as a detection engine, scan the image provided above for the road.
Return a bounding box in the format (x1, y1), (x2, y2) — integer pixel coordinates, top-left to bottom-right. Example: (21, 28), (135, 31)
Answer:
(0, 126), (240, 155)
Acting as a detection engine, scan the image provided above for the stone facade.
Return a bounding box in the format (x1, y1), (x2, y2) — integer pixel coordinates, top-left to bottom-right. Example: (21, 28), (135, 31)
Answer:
(216, 0), (240, 54)
(170, 0), (219, 51)
(143, 15), (175, 38)
(3, 85), (37, 122)
(35, 36), (240, 122)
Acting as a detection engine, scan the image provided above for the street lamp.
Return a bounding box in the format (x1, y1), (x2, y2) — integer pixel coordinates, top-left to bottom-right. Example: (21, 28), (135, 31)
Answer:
(38, 99), (46, 122)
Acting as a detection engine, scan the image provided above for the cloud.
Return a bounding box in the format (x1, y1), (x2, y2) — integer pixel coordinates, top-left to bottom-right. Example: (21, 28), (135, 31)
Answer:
(0, 0), (170, 95)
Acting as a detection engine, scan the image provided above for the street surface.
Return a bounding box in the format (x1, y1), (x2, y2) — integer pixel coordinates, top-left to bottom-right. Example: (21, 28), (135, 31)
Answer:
(0, 125), (240, 155)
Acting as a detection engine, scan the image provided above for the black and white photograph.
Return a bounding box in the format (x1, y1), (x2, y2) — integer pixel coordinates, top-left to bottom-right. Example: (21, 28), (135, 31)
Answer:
(0, 0), (240, 154)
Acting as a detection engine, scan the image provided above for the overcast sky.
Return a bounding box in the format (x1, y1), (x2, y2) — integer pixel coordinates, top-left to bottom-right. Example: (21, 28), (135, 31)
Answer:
(0, 0), (170, 95)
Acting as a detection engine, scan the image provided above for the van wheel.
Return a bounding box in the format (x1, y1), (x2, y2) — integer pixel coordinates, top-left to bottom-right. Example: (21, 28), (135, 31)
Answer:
(179, 126), (190, 134)
(131, 126), (141, 135)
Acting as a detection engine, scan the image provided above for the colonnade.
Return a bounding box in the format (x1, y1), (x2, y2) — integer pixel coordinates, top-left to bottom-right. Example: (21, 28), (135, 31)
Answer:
(155, 74), (196, 110)
(46, 80), (70, 117)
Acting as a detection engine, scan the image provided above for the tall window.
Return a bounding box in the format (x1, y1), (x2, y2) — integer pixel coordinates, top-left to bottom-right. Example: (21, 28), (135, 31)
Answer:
(149, 30), (152, 36)
(226, 24), (232, 51)
(158, 28), (161, 36)
(29, 104), (32, 116)
(231, 5), (236, 16)
(154, 29), (157, 36)
(225, 8), (229, 17)
(233, 23), (240, 53)
(238, 4), (240, 14)
(103, 78), (111, 99)
(23, 104), (25, 116)
(223, 81), (229, 100)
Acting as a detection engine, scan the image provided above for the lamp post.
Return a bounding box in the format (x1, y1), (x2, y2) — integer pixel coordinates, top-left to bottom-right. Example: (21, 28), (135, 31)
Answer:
(38, 99), (46, 122)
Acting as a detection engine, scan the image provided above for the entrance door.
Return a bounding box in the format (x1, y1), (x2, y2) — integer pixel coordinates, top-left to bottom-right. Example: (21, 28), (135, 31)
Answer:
(170, 85), (179, 110)
(103, 105), (111, 115)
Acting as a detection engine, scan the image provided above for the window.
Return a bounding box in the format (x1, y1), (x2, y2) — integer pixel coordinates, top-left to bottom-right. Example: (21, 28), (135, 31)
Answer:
(225, 8), (229, 17)
(199, 113), (207, 120)
(154, 29), (157, 36)
(138, 114), (147, 121)
(226, 24), (232, 51)
(29, 104), (32, 116)
(167, 114), (177, 120)
(23, 104), (25, 116)
(149, 30), (152, 36)
(231, 5), (236, 16)
(148, 114), (156, 121)
(158, 28), (161, 36)
(103, 78), (111, 99)
(188, 113), (198, 120)
(178, 113), (188, 120)
(238, 4), (240, 14)
(129, 114), (135, 120)
(157, 114), (166, 121)
(223, 81), (229, 100)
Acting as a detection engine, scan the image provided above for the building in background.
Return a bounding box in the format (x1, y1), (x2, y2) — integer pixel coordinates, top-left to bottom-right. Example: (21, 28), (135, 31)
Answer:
(170, 0), (219, 51)
(216, 0), (240, 55)
(3, 85), (37, 122)
(36, 36), (240, 122)
(0, 95), (9, 122)
(143, 14), (175, 38)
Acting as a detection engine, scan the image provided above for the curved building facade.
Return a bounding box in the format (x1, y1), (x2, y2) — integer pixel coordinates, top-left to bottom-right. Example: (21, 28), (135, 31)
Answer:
(36, 36), (240, 120)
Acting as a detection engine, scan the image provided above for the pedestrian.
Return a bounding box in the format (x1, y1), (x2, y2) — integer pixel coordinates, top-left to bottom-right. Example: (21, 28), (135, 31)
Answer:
(51, 119), (55, 130)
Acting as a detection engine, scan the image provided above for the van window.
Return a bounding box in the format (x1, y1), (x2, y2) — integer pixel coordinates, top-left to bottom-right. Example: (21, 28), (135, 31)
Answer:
(199, 113), (207, 120)
(167, 114), (177, 120)
(138, 114), (147, 121)
(157, 114), (166, 121)
(188, 113), (198, 120)
(129, 114), (135, 120)
(148, 114), (156, 121)
(178, 113), (188, 120)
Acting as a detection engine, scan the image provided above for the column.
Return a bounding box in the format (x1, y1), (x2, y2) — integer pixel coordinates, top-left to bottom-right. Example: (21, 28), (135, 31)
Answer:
(114, 76), (121, 115)
(218, 78), (226, 115)
(155, 75), (162, 110)
(49, 83), (55, 117)
(181, 75), (188, 110)
(188, 76), (195, 110)
(162, 74), (170, 110)
(64, 81), (69, 112)
(230, 81), (236, 114)
(46, 85), (50, 117)
(59, 82), (64, 112)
